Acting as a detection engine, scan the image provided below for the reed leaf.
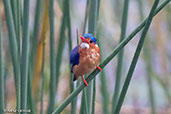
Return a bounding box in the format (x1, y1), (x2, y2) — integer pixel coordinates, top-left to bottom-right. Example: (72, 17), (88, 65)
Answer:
(51, 1), (170, 113)
(3, 0), (21, 110)
(0, 10), (5, 112)
(20, 0), (30, 110)
(111, 0), (129, 113)
(114, 0), (160, 113)
(47, 0), (56, 113)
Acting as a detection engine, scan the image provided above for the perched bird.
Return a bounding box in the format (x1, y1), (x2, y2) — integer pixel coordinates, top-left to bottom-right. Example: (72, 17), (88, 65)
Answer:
(70, 33), (102, 86)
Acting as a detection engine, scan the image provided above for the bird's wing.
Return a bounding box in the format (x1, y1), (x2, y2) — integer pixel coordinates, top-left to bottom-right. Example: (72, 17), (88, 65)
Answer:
(70, 46), (79, 72)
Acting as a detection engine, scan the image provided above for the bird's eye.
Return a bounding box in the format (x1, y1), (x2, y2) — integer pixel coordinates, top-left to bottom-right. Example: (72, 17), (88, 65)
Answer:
(90, 40), (93, 43)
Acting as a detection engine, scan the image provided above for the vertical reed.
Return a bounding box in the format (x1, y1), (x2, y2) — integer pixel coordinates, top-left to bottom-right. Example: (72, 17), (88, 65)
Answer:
(47, 0), (56, 113)
(0, 9), (5, 112)
(20, 0), (30, 111)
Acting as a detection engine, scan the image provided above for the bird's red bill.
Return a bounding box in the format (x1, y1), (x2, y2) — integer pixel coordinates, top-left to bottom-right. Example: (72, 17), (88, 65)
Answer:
(80, 36), (89, 44)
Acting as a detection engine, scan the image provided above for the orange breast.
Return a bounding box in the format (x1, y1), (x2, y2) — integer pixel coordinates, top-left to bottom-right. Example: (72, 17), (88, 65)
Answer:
(73, 45), (100, 79)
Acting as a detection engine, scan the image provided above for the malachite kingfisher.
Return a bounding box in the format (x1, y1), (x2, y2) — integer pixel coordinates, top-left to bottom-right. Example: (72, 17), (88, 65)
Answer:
(70, 33), (102, 86)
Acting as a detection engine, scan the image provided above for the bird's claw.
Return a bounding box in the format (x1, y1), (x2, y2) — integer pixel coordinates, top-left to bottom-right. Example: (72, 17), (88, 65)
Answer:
(97, 66), (102, 71)
(81, 75), (88, 86)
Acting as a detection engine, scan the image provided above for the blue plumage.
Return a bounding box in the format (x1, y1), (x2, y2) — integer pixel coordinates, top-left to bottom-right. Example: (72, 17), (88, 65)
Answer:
(83, 33), (97, 44)
(83, 33), (93, 38)
(70, 45), (79, 72)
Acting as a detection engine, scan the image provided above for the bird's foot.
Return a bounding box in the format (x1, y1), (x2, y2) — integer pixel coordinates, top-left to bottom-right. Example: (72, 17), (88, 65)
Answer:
(81, 75), (88, 86)
(96, 66), (102, 71)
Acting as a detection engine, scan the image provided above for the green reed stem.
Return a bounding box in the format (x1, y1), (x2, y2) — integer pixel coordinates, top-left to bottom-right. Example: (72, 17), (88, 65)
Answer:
(52, 0), (170, 113)
(84, 89), (89, 114)
(111, 0), (129, 113)
(0, 10), (5, 113)
(47, 0), (56, 113)
(88, 0), (98, 34)
(114, 0), (160, 113)
(3, 0), (21, 111)
(79, 92), (84, 114)
(27, 75), (35, 114)
(20, 0), (30, 111)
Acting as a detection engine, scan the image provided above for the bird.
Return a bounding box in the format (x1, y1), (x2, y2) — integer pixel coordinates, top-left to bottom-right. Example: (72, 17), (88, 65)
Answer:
(70, 33), (102, 86)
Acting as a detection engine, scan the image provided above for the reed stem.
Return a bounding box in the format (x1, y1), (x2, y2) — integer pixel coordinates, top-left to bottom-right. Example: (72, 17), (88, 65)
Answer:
(0, 10), (5, 113)
(47, 0), (56, 113)
(20, 0), (30, 111)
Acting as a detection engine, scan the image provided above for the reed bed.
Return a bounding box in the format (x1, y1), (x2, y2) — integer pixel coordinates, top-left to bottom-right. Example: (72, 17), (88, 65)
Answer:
(0, 0), (170, 114)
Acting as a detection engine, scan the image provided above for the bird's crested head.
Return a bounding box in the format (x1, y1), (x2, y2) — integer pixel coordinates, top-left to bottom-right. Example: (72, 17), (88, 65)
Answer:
(80, 33), (98, 49)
